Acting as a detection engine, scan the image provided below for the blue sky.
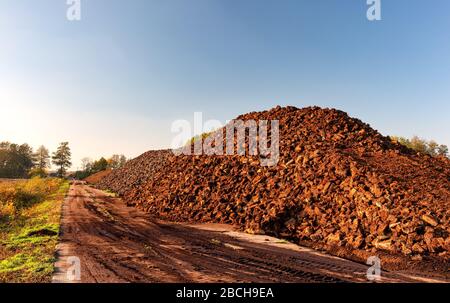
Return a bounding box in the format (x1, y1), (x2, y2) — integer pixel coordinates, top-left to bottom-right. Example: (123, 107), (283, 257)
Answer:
(1, 0), (449, 169)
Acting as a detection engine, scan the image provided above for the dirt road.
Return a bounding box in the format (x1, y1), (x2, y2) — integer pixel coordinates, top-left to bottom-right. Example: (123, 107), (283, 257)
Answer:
(52, 183), (446, 283)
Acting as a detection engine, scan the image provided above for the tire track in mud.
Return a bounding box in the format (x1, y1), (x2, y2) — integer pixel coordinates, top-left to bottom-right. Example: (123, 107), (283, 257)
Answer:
(52, 183), (444, 283)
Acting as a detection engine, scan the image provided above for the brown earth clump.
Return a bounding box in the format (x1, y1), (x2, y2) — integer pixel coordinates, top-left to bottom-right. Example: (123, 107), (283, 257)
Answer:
(99, 106), (450, 262)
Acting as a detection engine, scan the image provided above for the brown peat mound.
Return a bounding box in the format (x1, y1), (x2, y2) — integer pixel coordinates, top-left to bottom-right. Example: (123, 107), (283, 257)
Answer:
(84, 169), (113, 185)
(98, 106), (450, 264)
(98, 150), (171, 196)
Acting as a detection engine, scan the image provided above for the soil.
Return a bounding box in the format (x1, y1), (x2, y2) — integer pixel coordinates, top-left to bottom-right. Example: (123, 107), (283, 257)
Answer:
(52, 183), (448, 283)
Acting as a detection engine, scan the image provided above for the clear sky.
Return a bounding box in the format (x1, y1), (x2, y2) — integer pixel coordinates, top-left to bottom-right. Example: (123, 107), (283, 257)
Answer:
(1, 0), (449, 169)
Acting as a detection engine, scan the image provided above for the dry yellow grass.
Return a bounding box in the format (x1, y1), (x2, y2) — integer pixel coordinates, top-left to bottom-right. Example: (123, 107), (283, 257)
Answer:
(0, 178), (69, 282)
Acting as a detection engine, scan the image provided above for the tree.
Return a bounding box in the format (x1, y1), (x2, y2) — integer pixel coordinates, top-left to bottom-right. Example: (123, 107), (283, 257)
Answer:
(91, 157), (108, 173)
(0, 141), (35, 178)
(52, 142), (72, 178)
(410, 136), (428, 154)
(119, 155), (127, 167)
(34, 145), (50, 170)
(107, 154), (127, 169)
(427, 141), (439, 157)
(391, 136), (449, 158)
(107, 155), (120, 170)
(81, 157), (92, 171)
(74, 154), (127, 180)
(437, 145), (449, 157)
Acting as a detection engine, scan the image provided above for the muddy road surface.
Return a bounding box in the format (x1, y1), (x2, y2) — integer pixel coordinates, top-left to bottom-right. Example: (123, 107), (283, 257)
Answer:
(52, 183), (446, 283)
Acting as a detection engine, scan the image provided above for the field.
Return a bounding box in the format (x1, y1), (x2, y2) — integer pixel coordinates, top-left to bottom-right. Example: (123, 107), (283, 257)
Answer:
(0, 178), (69, 282)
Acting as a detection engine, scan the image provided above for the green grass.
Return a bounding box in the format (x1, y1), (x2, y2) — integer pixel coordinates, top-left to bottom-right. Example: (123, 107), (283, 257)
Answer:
(103, 189), (117, 197)
(275, 239), (290, 244)
(0, 178), (69, 283)
(186, 130), (216, 146)
(210, 239), (222, 245)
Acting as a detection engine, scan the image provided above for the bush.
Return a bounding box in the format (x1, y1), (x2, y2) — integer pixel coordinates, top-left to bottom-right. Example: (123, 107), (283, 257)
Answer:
(0, 178), (62, 213)
(186, 131), (215, 146)
(28, 168), (48, 178)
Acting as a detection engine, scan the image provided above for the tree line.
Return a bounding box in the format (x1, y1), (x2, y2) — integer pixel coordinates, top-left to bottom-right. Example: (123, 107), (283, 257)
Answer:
(73, 154), (127, 180)
(0, 142), (72, 178)
(391, 136), (449, 157)
(2, 135), (447, 179)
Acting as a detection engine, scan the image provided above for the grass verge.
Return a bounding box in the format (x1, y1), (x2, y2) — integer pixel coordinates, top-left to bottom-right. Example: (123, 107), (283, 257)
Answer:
(0, 178), (69, 283)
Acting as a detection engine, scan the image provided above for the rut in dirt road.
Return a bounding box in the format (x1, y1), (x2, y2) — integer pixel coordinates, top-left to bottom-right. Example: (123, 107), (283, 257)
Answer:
(52, 183), (446, 283)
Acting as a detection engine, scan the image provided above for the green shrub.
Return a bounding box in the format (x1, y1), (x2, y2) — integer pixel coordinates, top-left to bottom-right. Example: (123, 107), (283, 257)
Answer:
(186, 131), (215, 146)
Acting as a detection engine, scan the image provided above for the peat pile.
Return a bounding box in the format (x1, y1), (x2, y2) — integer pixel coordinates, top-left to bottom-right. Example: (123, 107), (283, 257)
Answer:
(97, 150), (171, 197)
(84, 169), (112, 185)
(100, 106), (450, 259)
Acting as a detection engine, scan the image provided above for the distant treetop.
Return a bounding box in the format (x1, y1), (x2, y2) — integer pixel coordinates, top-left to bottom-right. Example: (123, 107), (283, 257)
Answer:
(391, 136), (449, 158)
